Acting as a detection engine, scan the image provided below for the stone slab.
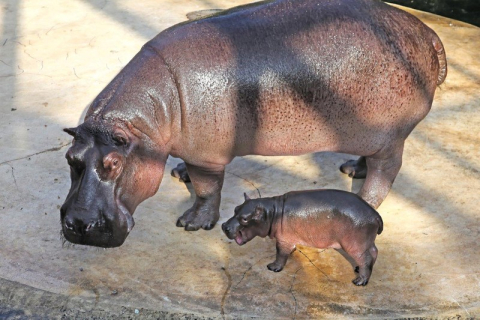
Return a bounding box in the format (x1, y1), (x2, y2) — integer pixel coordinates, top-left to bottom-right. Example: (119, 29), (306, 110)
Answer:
(0, 0), (479, 318)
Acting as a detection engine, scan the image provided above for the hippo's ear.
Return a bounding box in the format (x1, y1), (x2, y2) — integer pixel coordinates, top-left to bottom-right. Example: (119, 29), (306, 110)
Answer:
(63, 127), (78, 137)
(253, 206), (265, 221)
(244, 193), (251, 201)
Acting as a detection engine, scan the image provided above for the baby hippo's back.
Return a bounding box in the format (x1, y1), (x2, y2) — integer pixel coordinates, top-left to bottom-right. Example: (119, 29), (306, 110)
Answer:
(278, 190), (383, 250)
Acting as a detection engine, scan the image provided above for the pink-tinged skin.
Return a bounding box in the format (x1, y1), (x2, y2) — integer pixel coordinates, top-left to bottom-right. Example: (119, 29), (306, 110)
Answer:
(61, 0), (446, 247)
(222, 190), (383, 286)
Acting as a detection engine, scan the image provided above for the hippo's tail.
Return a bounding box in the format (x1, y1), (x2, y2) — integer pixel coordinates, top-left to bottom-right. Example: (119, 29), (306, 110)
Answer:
(432, 34), (447, 86)
(376, 215), (383, 235)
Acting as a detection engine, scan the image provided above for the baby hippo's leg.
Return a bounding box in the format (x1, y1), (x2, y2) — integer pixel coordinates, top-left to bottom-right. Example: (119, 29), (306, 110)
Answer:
(346, 244), (378, 286)
(369, 244), (378, 264)
(267, 241), (296, 272)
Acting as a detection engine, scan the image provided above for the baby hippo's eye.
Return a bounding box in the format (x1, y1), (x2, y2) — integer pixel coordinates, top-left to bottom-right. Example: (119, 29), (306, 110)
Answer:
(240, 216), (249, 225)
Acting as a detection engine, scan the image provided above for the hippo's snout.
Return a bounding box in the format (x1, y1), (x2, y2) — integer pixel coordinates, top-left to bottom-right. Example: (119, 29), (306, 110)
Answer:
(221, 222), (236, 239)
(222, 221), (248, 245)
(221, 222), (228, 234)
(61, 205), (104, 240)
(60, 203), (131, 248)
(63, 211), (105, 237)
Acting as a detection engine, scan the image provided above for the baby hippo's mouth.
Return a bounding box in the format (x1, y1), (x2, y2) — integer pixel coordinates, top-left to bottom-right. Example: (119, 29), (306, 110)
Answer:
(235, 229), (245, 245)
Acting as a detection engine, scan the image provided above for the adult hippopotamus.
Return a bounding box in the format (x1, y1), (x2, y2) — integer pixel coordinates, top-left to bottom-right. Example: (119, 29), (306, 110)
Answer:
(60, 0), (447, 247)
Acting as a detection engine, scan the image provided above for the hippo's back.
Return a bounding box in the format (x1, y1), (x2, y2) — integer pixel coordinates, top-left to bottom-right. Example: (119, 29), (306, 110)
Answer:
(283, 189), (382, 229)
(148, 0), (444, 161)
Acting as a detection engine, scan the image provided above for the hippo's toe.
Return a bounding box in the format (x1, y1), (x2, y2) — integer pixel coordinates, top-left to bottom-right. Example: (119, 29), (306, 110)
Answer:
(340, 157), (367, 179)
(171, 162), (191, 183)
(176, 206), (219, 231)
(176, 216), (185, 227)
(202, 222), (215, 230)
(352, 275), (369, 286)
(184, 222), (201, 231)
(267, 262), (284, 272)
(176, 215), (202, 231)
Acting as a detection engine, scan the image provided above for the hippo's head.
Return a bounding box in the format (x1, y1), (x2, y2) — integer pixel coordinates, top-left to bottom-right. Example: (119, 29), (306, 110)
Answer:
(222, 194), (270, 246)
(60, 120), (166, 247)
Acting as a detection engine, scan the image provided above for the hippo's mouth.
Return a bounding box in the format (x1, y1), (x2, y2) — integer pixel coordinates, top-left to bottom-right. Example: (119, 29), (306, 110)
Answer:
(235, 229), (245, 246)
(117, 199), (135, 234)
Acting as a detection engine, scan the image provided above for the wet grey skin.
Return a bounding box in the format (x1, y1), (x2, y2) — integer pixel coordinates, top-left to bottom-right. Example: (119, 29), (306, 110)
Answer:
(222, 190), (383, 286)
(61, 0), (446, 247)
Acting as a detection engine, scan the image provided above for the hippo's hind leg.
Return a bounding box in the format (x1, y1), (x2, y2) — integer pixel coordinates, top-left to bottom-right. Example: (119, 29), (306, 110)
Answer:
(347, 244), (378, 286)
(176, 163), (224, 231)
(340, 156), (367, 179)
(171, 162), (191, 183)
(357, 143), (404, 209)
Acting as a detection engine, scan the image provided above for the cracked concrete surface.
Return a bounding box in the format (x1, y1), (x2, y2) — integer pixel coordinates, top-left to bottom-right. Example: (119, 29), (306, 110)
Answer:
(1, 0), (479, 319)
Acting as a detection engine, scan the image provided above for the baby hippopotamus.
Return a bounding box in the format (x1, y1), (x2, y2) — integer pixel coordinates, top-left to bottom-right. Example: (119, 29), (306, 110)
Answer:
(222, 190), (383, 286)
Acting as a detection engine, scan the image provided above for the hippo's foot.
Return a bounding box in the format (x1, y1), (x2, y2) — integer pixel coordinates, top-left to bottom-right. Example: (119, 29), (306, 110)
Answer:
(268, 243), (293, 272)
(176, 205), (219, 231)
(171, 162), (191, 183)
(176, 162), (225, 231)
(340, 156), (367, 179)
(352, 275), (369, 286)
(349, 247), (375, 286)
(267, 262), (284, 272)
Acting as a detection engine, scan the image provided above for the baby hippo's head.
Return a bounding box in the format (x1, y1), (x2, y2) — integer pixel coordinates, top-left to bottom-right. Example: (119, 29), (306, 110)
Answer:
(222, 193), (269, 245)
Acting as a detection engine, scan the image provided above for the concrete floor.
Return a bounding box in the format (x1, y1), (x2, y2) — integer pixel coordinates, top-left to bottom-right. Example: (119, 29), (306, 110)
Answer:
(1, 0), (479, 319)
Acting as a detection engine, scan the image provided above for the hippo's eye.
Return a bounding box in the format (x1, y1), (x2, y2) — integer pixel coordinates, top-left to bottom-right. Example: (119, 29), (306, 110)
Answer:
(240, 217), (249, 225)
(70, 161), (85, 176)
(112, 131), (129, 147)
(113, 136), (127, 147)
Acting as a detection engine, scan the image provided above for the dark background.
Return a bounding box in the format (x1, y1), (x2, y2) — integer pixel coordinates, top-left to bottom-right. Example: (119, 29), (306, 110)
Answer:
(384, 0), (480, 27)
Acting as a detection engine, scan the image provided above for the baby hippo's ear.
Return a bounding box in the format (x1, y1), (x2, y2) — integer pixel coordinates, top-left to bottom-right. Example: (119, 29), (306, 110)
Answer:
(244, 193), (251, 201)
(253, 206), (266, 221)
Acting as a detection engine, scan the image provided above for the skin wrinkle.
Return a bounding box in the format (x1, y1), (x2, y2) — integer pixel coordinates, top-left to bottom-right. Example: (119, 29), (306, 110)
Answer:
(87, 76), (123, 121)
(90, 47), (177, 153)
(141, 43), (183, 144)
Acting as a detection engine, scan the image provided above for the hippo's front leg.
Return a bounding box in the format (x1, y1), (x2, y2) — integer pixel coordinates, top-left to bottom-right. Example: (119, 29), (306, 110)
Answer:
(176, 162), (225, 231)
(267, 241), (296, 272)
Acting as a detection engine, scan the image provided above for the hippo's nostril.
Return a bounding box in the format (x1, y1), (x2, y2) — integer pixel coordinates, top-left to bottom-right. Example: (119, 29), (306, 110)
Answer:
(221, 223), (228, 233)
(64, 217), (95, 236)
(85, 222), (93, 232)
(65, 218), (75, 231)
